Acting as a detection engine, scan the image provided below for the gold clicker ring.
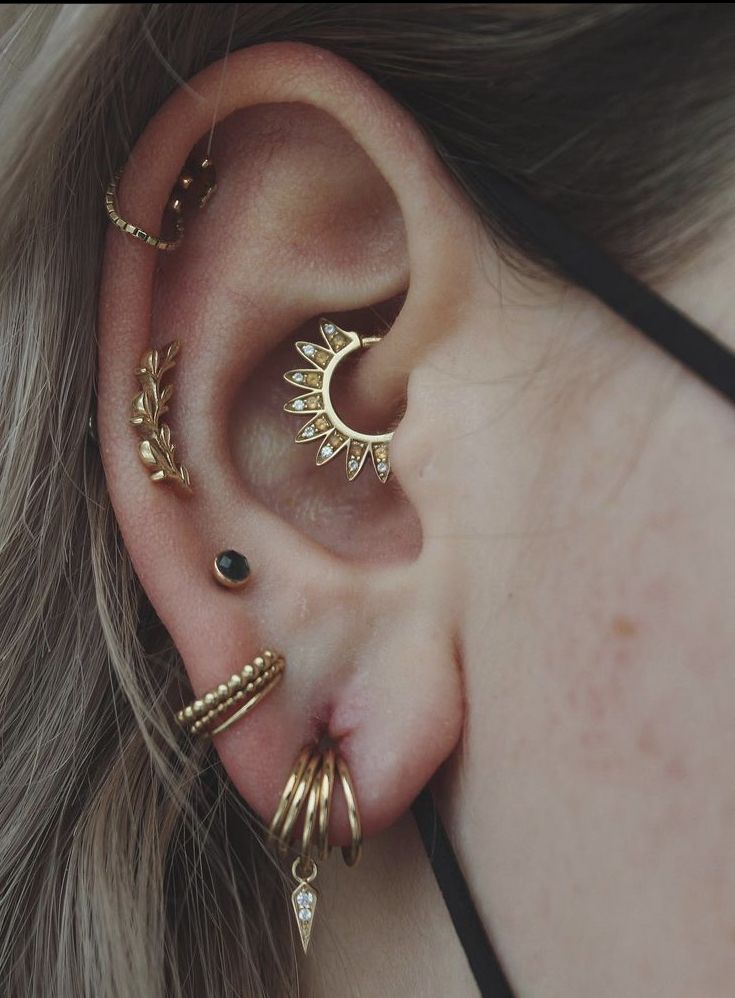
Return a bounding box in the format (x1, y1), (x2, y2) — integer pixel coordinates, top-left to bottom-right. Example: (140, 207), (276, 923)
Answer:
(336, 754), (362, 867)
(284, 318), (393, 483)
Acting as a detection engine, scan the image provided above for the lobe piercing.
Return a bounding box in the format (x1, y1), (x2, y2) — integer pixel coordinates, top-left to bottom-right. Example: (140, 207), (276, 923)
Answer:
(213, 550), (251, 589)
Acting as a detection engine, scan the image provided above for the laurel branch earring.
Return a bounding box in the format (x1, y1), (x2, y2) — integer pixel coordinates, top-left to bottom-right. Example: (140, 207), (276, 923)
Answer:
(130, 340), (191, 490)
(284, 318), (393, 483)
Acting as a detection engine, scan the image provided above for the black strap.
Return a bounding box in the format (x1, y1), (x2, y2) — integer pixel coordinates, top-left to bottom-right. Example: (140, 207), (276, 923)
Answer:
(477, 169), (735, 407)
(411, 788), (514, 997)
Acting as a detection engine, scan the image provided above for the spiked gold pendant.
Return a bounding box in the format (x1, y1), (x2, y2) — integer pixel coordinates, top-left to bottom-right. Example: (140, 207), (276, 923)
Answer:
(291, 859), (319, 953)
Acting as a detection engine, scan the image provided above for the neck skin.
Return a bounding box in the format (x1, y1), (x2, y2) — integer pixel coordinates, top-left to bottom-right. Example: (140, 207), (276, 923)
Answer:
(305, 219), (735, 998)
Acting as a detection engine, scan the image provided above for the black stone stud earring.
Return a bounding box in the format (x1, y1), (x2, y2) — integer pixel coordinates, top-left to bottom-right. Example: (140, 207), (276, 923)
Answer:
(213, 550), (251, 590)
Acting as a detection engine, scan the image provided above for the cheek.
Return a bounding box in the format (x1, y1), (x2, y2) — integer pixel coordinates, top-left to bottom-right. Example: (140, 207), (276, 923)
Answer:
(533, 518), (730, 805)
(460, 503), (735, 994)
(553, 521), (731, 865)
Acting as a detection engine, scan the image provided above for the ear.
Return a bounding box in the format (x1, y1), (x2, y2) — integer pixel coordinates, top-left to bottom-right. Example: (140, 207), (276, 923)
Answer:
(97, 41), (483, 843)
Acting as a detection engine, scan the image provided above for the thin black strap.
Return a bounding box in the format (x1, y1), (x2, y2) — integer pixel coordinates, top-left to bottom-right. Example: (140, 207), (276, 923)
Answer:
(411, 788), (514, 997)
(476, 169), (735, 406)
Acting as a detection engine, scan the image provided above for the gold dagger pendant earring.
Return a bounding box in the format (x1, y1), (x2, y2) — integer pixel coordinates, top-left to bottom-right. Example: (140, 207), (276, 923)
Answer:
(270, 745), (362, 954)
(283, 318), (393, 483)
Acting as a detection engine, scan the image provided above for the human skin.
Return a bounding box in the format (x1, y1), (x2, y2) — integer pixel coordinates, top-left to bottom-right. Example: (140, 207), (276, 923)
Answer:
(98, 42), (735, 997)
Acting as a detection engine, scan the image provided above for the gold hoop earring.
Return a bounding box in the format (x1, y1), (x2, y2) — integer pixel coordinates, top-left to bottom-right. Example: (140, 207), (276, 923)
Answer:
(105, 156), (216, 251)
(130, 340), (191, 490)
(284, 318), (393, 483)
(336, 754), (362, 867)
(175, 649), (285, 737)
(270, 744), (362, 953)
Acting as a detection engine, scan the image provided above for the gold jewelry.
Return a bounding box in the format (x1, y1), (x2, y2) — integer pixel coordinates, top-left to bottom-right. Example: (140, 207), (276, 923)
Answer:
(336, 753), (362, 867)
(270, 744), (362, 953)
(175, 649), (285, 737)
(316, 747), (335, 861)
(212, 550), (251, 589)
(130, 340), (191, 490)
(284, 318), (393, 483)
(104, 156), (216, 251)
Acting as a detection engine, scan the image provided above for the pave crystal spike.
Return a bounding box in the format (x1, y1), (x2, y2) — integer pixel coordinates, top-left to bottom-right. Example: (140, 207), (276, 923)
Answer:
(291, 879), (318, 953)
(371, 443), (391, 483)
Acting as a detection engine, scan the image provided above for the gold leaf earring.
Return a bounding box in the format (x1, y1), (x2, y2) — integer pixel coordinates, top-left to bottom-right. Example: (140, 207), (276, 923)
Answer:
(283, 318), (393, 483)
(130, 340), (191, 490)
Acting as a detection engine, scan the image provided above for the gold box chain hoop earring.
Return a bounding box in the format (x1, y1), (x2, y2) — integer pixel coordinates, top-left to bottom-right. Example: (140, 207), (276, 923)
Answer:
(284, 318), (393, 483)
(104, 156), (216, 252)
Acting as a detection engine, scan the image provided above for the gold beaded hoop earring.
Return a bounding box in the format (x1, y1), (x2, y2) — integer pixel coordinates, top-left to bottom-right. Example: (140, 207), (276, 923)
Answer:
(175, 649), (285, 737)
(283, 318), (393, 483)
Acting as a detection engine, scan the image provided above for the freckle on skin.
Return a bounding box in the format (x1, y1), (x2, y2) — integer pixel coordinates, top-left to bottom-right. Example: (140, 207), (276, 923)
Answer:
(613, 615), (638, 637)
(665, 756), (687, 781)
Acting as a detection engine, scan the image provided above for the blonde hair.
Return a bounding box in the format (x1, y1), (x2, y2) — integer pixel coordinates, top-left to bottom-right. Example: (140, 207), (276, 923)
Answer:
(1, 5), (734, 995)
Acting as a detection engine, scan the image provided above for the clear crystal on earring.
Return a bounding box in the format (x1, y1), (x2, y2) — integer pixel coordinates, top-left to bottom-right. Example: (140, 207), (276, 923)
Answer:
(293, 399), (306, 411)
(291, 878), (318, 953)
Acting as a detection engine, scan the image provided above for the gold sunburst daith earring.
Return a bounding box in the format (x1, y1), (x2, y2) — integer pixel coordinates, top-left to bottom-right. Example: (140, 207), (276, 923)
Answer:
(283, 319), (393, 483)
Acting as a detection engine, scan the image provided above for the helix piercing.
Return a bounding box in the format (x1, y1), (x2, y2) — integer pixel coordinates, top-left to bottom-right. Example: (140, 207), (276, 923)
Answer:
(130, 340), (191, 490)
(212, 550), (251, 589)
(104, 156), (216, 251)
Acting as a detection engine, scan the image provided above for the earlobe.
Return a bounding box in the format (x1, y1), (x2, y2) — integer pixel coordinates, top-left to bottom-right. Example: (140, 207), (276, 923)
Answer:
(97, 40), (476, 868)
